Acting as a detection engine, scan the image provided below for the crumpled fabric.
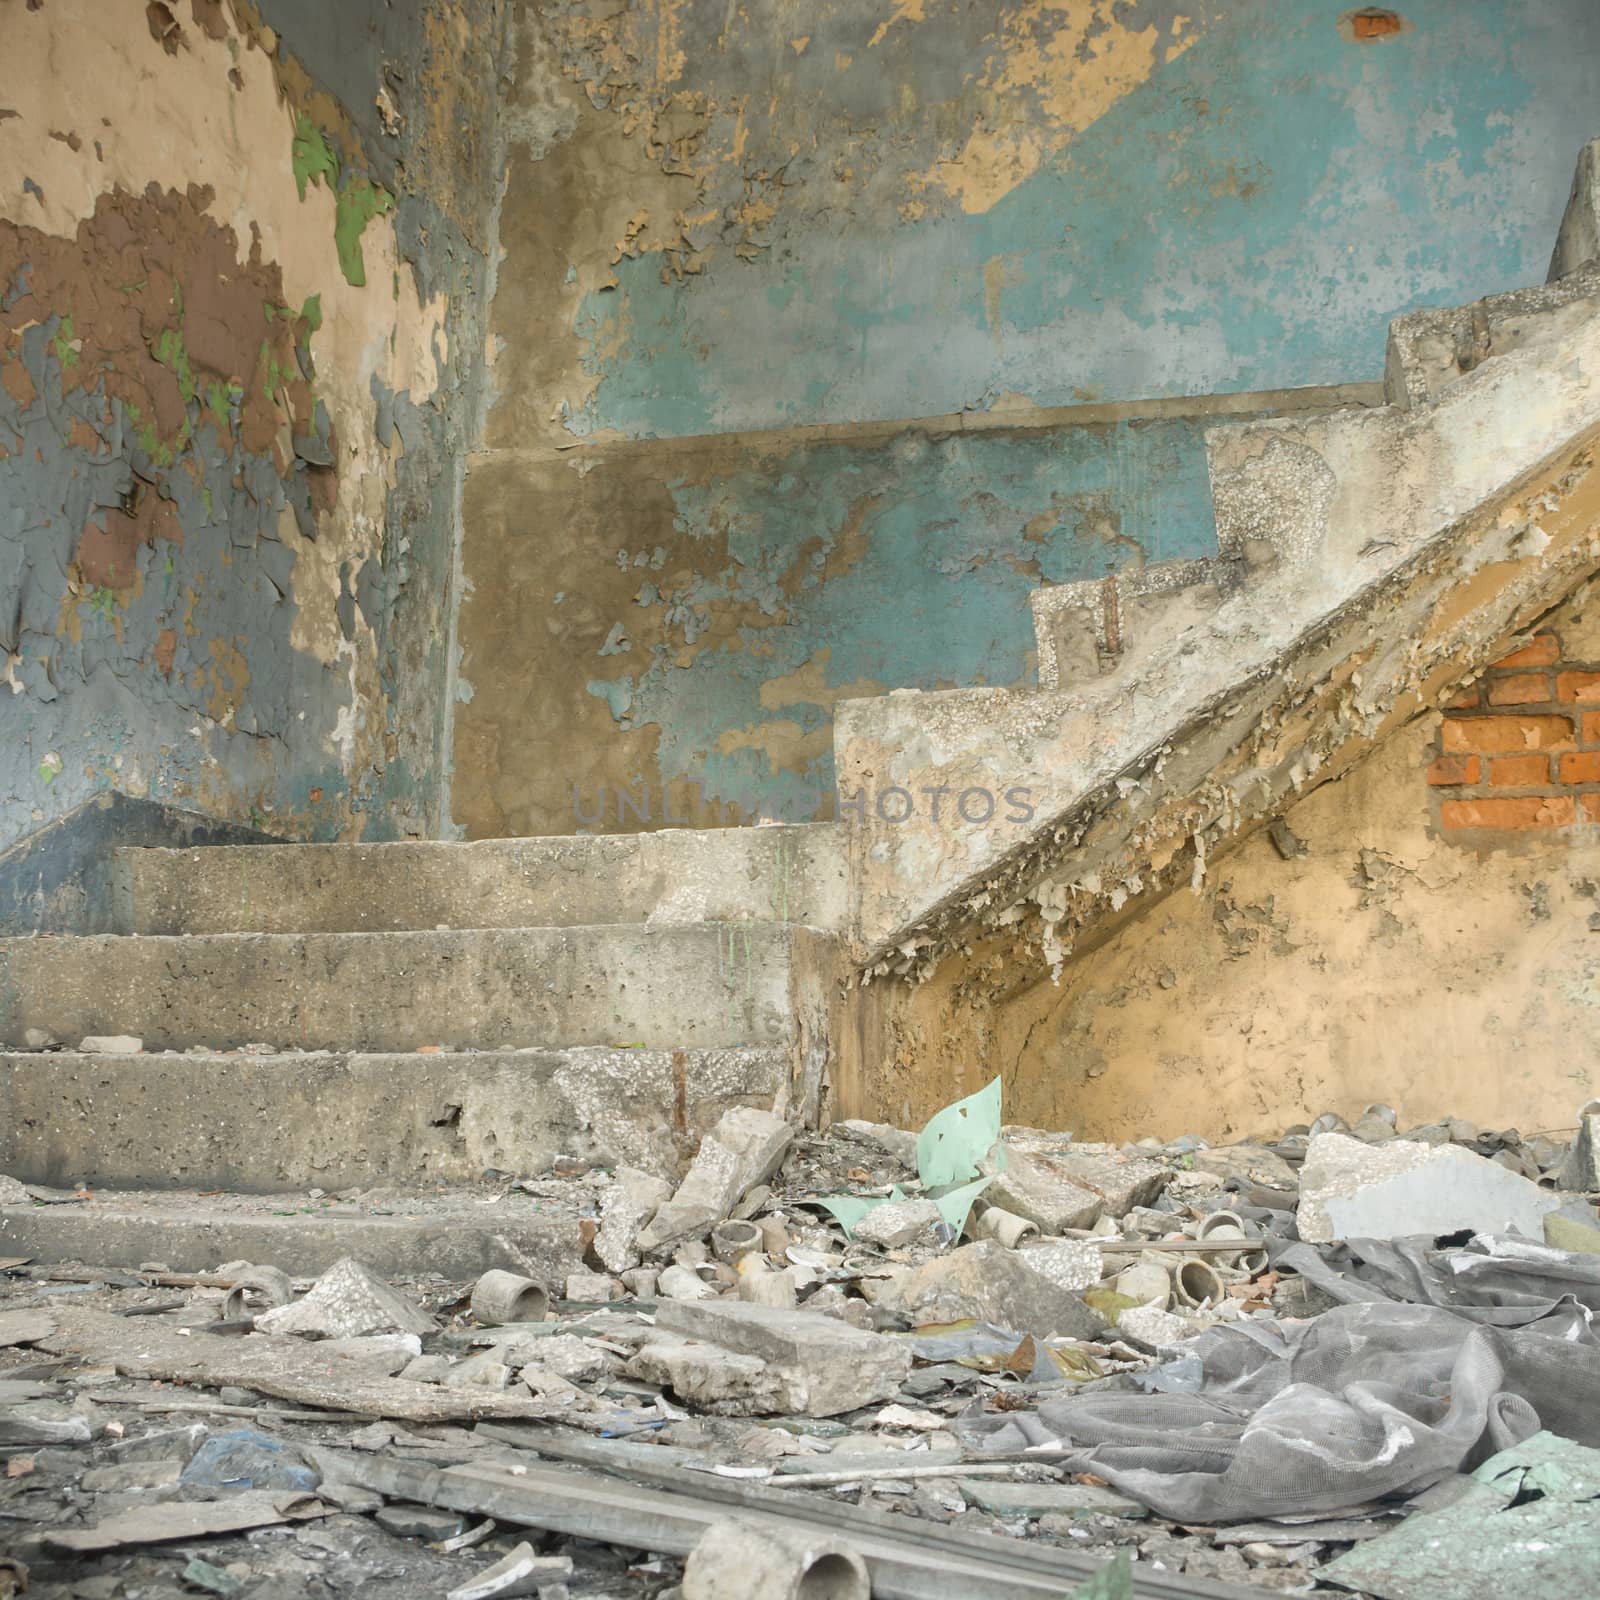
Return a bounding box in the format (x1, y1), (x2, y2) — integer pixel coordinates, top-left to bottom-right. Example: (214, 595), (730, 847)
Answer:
(958, 1234), (1600, 1523)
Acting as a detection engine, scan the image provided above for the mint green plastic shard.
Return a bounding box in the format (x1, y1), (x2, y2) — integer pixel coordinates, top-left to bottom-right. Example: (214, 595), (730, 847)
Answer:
(812, 1078), (1005, 1239)
(916, 1076), (1004, 1189)
(814, 1187), (905, 1239)
(929, 1173), (992, 1237)
(1071, 1553), (1132, 1599)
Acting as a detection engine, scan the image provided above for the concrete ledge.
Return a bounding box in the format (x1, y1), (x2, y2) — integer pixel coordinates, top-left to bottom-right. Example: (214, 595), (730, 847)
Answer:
(0, 1045), (789, 1190)
(0, 923), (814, 1053)
(0, 1191), (584, 1279)
(120, 824), (847, 935)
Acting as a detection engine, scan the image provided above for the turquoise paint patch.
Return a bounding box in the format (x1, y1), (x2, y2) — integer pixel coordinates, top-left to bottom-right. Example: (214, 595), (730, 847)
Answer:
(570, 0), (1598, 439)
(584, 419), (1222, 812)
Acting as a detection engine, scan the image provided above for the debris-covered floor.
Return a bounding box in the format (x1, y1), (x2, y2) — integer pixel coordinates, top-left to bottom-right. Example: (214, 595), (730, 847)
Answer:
(4, 1088), (1600, 1600)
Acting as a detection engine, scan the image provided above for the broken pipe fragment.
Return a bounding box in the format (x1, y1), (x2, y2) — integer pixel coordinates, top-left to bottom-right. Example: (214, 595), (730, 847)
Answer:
(682, 1517), (869, 1600)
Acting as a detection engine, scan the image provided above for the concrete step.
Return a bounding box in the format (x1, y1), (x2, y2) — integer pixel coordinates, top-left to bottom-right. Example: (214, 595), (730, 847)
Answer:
(0, 1045), (788, 1192)
(0, 922), (836, 1054)
(0, 1186), (584, 1280)
(117, 823), (846, 935)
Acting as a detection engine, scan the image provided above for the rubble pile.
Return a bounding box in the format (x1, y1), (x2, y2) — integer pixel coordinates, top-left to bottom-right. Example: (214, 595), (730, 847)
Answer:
(4, 1089), (1600, 1599)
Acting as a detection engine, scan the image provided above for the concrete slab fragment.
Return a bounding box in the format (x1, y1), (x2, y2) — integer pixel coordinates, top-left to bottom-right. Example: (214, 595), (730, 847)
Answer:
(637, 1108), (794, 1253)
(873, 1241), (1105, 1340)
(1300, 1132), (1562, 1244)
(648, 1299), (911, 1417)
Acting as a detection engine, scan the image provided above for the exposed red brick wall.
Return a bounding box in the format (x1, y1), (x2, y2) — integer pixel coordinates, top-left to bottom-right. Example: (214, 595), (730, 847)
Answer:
(1431, 631), (1600, 832)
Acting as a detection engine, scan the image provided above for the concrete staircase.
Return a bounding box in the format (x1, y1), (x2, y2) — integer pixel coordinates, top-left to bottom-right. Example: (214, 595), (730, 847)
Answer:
(0, 826), (845, 1271)
(6, 147), (1600, 1271)
(837, 243), (1600, 980)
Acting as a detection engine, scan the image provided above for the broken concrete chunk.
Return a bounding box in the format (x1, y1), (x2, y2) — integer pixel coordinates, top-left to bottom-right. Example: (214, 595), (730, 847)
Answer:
(1014, 1238), (1102, 1293)
(42, 1491), (330, 1553)
(515, 1333), (620, 1384)
(253, 1257), (435, 1340)
(736, 1258), (798, 1309)
(1114, 1303), (1196, 1351)
(657, 1264), (717, 1301)
(627, 1332), (780, 1414)
(447, 1542), (573, 1600)
(638, 1299), (911, 1417)
(376, 1503), (471, 1541)
(444, 1350), (513, 1390)
(980, 1149), (1104, 1233)
(852, 1198), (941, 1249)
(1188, 1142), (1298, 1189)
(0, 1405), (92, 1446)
(872, 1241), (1105, 1340)
(594, 1166), (673, 1273)
(1557, 1110), (1600, 1193)
(0, 1173), (30, 1205)
(108, 1423), (207, 1465)
(318, 1333), (422, 1375)
(400, 1354), (454, 1384)
(81, 1459), (183, 1492)
(636, 1108), (794, 1254)
(564, 1269), (615, 1302)
(78, 1035), (143, 1054)
(1046, 1150), (1173, 1217)
(1298, 1132), (1564, 1244)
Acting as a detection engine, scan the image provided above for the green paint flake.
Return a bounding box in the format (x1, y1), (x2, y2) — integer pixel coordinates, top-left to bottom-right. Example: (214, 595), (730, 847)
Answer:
(53, 313), (79, 369)
(37, 752), (63, 786)
(153, 324), (197, 413)
(334, 176), (394, 287)
(300, 293), (322, 331)
(88, 587), (117, 620)
(291, 115), (338, 201)
(204, 381), (231, 429)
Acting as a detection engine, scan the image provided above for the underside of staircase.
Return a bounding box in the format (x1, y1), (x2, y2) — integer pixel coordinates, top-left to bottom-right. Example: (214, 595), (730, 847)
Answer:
(6, 147), (1600, 1266)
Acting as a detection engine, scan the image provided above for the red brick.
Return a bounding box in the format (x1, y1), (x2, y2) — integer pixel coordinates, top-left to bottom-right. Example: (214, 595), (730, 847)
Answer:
(1486, 672), (1553, 706)
(1440, 795), (1577, 830)
(1557, 671), (1600, 702)
(1427, 754), (1479, 786)
(1443, 685), (1481, 711)
(1492, 634), (1560, 669)
(1490, 754), (1550, 787)
(1585, 711), (1600, 744)
(1585, 794), (1600, 823)
(1561, 751), (1600, 784)
(1441, 714), (1575, 753)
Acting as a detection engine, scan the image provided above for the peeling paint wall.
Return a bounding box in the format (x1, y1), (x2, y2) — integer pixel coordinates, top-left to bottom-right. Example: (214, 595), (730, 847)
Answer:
(1, 0), (504, 853)
(456, 0), (1600, 838)
(495, 0), (1599, 442)
(454, 406), (1277, 838)
(858, 588), (1600, 1143)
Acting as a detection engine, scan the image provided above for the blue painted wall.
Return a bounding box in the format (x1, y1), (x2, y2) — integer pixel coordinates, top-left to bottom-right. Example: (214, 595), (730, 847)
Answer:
(554, 0), (1599, 438)
(456, 0), (1600, 836)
